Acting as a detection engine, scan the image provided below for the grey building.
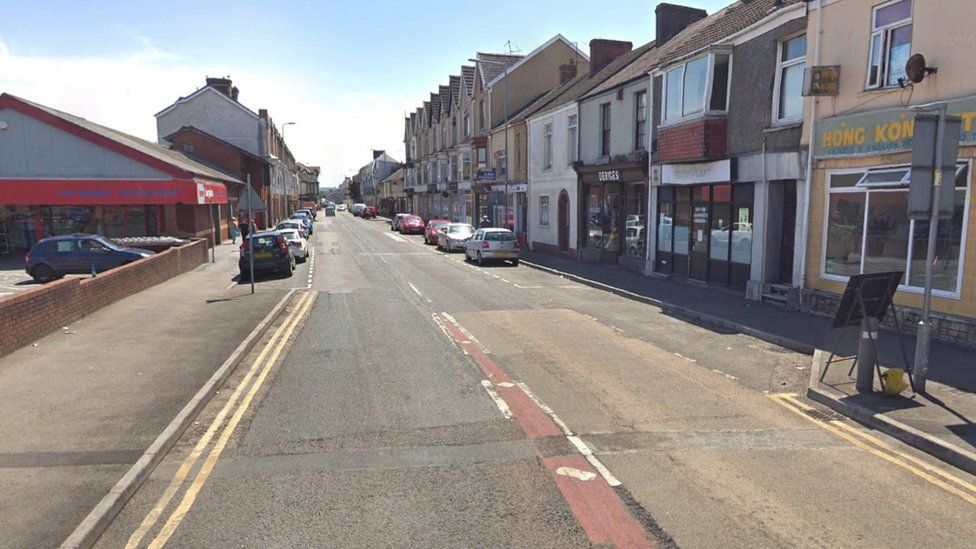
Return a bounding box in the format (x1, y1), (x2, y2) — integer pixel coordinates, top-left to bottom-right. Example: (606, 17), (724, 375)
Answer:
(358, 150), (400, 207)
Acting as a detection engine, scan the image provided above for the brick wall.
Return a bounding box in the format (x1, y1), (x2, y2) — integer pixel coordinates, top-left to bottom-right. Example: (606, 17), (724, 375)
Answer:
(658, 117), (728, 163)
(0, 240), (208, 358)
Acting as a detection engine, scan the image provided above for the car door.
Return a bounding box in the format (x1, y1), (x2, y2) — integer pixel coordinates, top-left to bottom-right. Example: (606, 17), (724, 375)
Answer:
(48, 240), (79, 273)
(467, 230), (484, 255)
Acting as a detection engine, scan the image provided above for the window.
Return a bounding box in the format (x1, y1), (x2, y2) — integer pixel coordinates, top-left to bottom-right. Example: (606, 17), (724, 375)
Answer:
(539, 195), (550, 225)
(442, 125), (448, 148)
(543, 123), (553, 170)
(496, 150), (507, 178)
(464, 113), (471, 137)
(448, 156), (455, 181)
(634, 91), (648, 150)
(477, 147), (487, 169)
(452, 117), (457, 144)
(515, 134), (521, 171)
(775, 34), (807, 122)
(663, 53), (731, 122)
(823, 164), (969, 295)
(867, 0), (912, 88)
(567, 115), (578, 163)
(479, 100), (486, 129)
(600, 103), (611, 157)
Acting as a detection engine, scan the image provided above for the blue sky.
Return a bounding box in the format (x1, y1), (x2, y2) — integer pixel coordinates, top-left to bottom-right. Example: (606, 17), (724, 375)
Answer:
(0, 0), (731, 186)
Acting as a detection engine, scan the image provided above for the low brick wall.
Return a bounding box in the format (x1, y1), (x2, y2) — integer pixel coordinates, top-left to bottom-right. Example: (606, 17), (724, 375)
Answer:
(0, 240), (209, 357)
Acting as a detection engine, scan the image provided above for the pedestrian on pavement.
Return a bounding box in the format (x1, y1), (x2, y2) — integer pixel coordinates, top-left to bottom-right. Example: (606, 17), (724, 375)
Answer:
(479, 215), (492, 229)
(239, 218), (252, 240)
(230, 217), (240, 244)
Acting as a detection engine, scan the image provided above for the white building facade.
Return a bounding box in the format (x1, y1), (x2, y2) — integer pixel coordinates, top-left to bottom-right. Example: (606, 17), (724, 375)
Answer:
(527, 102), (579, 254)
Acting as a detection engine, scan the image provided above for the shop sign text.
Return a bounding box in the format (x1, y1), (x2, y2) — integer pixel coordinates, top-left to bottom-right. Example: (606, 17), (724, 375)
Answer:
(598, 170), (621, 182)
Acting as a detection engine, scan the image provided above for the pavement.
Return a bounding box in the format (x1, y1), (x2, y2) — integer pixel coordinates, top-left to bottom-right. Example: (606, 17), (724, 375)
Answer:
(0, 233), (316, 548)
(519, 248), (976, 474)
(91, 213), (976, 548)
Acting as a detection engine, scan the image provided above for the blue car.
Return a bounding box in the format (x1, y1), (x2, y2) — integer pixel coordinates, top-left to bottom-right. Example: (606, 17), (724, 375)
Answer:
(26, 234), (155, 283)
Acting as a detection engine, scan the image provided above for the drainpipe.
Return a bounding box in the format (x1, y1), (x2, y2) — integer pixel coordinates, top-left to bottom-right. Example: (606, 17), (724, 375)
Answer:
(798, 0), (823, 290)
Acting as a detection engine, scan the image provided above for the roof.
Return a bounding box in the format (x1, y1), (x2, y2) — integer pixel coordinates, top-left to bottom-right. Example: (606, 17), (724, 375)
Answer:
(2, 93), (242, 185)
(519, 41), (655, 123)
(477, 52), (523, 85)
(449, 75), (461, 107)
(154, 85), (259, 119)
(484, 34), (590, 88)
(439, 85), (451, 114)
(584, 0), (801, 99)
(381, 167), (404, 183)
(461, 65), (476, 97)
(163, 125), (267, 164)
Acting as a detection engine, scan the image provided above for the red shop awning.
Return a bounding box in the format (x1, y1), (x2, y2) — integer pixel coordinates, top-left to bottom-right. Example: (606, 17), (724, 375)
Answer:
(0, 179), (228, 206)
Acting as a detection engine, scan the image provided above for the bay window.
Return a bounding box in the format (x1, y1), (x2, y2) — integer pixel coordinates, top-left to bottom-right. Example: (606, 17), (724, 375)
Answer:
(823, 164), (969, 295)
(867, 0), (912, 89)
(662, 52), (731, 123)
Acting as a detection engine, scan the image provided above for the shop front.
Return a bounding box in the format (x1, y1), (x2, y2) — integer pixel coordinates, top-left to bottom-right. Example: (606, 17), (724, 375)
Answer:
(576, 161), (648, 270)
(805, 98), (976, 346)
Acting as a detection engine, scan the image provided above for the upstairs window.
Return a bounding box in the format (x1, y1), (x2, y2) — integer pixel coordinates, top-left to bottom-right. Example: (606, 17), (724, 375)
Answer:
(543, 123), (553, 170)
(479, 100), (486, 129)
(496, 150), (507, 178)
(567, 115), (579, 163)
(663, 53), (731, 123)
(775, 34), (807, 122)
(600, 103), (611, 157)
(867, 0), (912, 89)
(634, 90), (648, 151)
(464, 113), (471, 137)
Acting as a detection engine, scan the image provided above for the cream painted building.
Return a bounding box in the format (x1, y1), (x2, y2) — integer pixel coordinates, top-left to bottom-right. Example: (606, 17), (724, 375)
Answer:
(800, 0), (976, 346)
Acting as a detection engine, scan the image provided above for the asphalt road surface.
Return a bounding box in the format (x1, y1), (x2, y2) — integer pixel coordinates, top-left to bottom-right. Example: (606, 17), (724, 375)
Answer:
(98, 212), (976, 548)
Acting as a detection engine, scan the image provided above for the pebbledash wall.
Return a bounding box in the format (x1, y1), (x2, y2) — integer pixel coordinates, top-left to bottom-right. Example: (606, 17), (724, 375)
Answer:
(0, 239), (208, 357)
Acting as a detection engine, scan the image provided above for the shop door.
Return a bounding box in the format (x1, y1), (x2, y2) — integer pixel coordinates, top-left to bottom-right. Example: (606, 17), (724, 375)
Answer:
(778, 182), (796, 284)
(672, 200), (691, 276)
(690, 197), (709, 280)
(558, 191), (569, 251)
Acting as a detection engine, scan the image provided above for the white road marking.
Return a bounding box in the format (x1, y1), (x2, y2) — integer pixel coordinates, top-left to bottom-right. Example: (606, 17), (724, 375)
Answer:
(386, 232), (407, 242)
(555, 466), (597, 482)
(480, 380), (513, 419)
(407, 282), (430, 303)
(567, 435), (623, 487)
(496, 382), (515, 388)
(515, 381), (573, 435)
(500, 278), (510, 284)
(513, 284), (543, 289)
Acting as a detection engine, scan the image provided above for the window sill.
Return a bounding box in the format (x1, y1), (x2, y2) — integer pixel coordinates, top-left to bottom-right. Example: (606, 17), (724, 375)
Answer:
(764, 121), (802, 133)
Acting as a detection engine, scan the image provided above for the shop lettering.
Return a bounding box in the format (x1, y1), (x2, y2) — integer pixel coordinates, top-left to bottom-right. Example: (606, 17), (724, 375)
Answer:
(598, 170), (621, 182)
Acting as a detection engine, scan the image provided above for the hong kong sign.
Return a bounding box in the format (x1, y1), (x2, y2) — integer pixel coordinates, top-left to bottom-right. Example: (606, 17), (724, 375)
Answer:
(815, 95), (976, 159)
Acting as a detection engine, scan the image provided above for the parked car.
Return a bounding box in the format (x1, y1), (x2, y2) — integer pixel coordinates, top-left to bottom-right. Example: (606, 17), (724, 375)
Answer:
(279, 228), (309, 263)
(464, 228), (519, 266)
(290, 212), (313, 235)
(424, 219), (450, 244)
(26, 233), (155, 283)
(400, 215), (425, 235)
(391, 213), (412, 231)
(298, 207), (316, 221)
(362, 205), (377, 219)
(325, 204), (336, 216)
(350, 203), (366, 216)
(337, 203), (348, 212)
(239, 230), (295, 280)
(437, 223), (475, 252)
(276, 220), (308, 239)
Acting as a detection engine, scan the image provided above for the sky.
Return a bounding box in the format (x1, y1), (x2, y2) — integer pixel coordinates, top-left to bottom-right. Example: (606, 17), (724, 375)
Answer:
(0, 0), (731, 188)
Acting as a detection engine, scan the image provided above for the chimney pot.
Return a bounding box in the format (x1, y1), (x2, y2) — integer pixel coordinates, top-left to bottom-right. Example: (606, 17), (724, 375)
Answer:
(559, 61), (578, 84)
(588, 39), (633, 76)
(205, 76), (234, 98)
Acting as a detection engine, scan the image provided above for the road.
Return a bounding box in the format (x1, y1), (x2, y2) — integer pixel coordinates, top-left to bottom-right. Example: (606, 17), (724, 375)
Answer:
(97, 212), (976, 548)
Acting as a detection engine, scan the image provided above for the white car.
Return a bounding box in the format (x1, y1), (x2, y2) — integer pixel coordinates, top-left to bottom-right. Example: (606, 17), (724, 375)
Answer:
(464, 228), (519, 266)
(279, 229), (309, 263)
(276, 220), (307, 239)
(437, 223), (475, 252)
(337, 203), (348, 212)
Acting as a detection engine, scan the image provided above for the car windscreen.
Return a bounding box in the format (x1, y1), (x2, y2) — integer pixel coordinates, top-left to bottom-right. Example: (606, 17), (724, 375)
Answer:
(281, 231), (300, 241)
(448, 225), (473, 234)
(248, 235), (279, 250)
(96, 236), (125, 251)
(485, 231), (516, 241)
(430, 221), (448, 228)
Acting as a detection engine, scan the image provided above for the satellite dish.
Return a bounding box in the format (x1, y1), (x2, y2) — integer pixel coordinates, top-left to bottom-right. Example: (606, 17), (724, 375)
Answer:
(905, 53), (937, 84)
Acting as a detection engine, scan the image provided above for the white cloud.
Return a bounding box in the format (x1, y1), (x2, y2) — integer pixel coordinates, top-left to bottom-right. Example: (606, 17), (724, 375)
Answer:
(0, 33), (404, 187)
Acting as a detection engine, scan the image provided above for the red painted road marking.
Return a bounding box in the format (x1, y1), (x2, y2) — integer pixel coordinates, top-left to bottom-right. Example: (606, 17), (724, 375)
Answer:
(439, 313), (654, 548)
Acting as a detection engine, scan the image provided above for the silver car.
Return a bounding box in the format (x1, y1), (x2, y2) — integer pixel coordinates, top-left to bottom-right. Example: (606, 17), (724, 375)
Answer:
(464, 228), (519, 266)
(437, 223), (475, 252)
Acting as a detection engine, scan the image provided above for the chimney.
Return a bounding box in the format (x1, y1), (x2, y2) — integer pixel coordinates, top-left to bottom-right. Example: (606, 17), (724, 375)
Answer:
(589, 39), (633, 76)
(230, 87), (240, 101)
(258, 108), (269, 120)
(205, 76), (234, 98)
(655, 3), (707, 46)
(559, 61), (578, 84)
(372, 150), (385, 160)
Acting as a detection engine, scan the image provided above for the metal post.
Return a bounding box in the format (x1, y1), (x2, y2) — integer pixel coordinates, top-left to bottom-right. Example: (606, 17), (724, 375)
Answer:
(856, 316), (879, 392)
(503, 65), (509, 230)
(247, 174), (255, 295)
(207, 203), (216, 263)
(913, 104), (947, 393)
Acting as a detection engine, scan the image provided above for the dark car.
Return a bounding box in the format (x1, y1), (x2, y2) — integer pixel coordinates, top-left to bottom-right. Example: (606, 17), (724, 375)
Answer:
(26, 233), (155, 283)
(239, 230), (295, 281)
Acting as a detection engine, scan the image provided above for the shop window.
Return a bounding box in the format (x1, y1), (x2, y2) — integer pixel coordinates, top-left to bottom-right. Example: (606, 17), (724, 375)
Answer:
(586, 185), (603, 248)
(775, 34), (807, 122)
(663, 53), (731, 123)
(824, 165), (969, 294)
(657, 200), (673, 253)
(624, 183), (646, 258)
(867, 0), (912, 89)
(104, 207), (125, 238)
(539, 195), (550, 226)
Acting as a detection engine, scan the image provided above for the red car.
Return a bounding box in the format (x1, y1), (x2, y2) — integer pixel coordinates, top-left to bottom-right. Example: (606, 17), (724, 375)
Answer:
(399, 215), (425, 235)
(362, 205), (377, 219)
(424, 219), (450, 245)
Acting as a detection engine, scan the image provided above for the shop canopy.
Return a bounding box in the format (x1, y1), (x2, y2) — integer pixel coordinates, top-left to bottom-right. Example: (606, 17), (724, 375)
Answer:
(0, 93), (241, 206)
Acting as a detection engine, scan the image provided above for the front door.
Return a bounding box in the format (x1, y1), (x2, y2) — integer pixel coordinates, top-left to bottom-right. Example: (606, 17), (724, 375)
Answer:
(557, 191), (569, 251)
(690, 199), (709, 280)
(778, 182), (797, 284)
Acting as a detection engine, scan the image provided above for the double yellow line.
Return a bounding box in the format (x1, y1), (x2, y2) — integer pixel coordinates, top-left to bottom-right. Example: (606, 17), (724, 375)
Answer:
(126, 291), (316, 549)
(769, 393), (976, 506)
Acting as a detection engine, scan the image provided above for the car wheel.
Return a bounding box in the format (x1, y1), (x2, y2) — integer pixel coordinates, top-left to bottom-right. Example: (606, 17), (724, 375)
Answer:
(31, 264), (57, 284)
(512, 259), (519, 267)
(424, 236), (429, 244)
(477, 252), (484, 266)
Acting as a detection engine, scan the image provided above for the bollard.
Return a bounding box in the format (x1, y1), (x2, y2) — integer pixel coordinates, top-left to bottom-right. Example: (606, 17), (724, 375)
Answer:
(856, 316), (880, 393)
